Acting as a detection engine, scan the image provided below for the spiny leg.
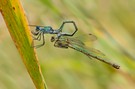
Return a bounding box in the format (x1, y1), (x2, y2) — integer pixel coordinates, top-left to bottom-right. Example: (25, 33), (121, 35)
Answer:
(34, 33), (45, 48)
(58, 21), (78, 36)
(31, 32), (42, 48)
(32, 32), (42, 40)
(31, 28), (42, 41)
(31, 31), (42, 47)
(30, 26), (45, 48)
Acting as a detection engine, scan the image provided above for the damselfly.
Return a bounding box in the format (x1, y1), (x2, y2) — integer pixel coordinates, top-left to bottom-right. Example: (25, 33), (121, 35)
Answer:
(29, 21), (78, 48)
(51, 34), (120, 69)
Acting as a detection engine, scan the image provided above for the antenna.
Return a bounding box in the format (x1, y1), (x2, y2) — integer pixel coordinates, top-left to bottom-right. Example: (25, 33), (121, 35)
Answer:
(29, 25), (45, 27)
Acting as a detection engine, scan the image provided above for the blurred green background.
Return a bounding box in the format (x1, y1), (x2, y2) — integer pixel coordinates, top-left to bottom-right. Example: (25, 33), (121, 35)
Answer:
(0, 0), (135, 89)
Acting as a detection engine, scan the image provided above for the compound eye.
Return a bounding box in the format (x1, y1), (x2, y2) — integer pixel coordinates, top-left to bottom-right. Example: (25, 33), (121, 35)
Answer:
(36, 26), (40, 31)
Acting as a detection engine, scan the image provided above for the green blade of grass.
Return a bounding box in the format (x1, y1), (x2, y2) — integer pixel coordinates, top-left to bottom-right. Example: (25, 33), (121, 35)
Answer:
(0, 0), (47, 89)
